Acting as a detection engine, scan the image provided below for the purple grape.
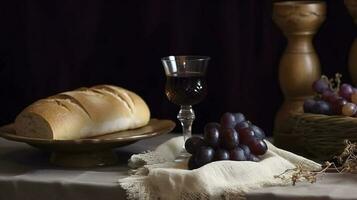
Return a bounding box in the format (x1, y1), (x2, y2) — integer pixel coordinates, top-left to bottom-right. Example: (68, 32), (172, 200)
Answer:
(339, 83), (353, 100)
(238, 127), (255, 145)
(214, 149), (230, 161)
(204, 123), (220, 148)
(195, 146), (215, 167)
(238, 144), (251, 158)
(220, 112), (236, 128)
(248, 139), (268, 156)
(312, 100), (332, 115)
(249, 154), (260, 162)
(204, 122), (220, 133)
(312, 79), (330, 94)
(230, 147), (247, 161)
(235, 121), (250, 132)
(185, 136), (205, 154)
(250, 125), (266, 139)
(353, 88), (357, 94)
(326, 92), (339, 104)
(233, 113), (245, 124)
(188, 155), (199, 170)
(221, 128), (239, 149)
(332, 98), (347, 115)
(321, 90), (334, 102)
(303, 99), (316, 113)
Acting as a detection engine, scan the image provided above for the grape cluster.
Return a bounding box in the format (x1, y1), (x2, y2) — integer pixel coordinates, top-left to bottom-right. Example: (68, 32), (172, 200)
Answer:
(185, 112), (268, 170)
(304, 74), (357, 117)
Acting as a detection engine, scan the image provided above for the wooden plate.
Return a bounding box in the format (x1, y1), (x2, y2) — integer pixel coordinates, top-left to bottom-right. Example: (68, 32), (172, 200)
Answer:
(0, 119), (175, 167)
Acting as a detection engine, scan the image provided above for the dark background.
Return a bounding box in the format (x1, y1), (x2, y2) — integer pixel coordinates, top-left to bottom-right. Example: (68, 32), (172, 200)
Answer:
(0, 0), (354, 136)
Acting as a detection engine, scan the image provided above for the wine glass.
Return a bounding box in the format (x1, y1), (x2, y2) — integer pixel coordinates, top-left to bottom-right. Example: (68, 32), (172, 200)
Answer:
(161, 55), (210, 159)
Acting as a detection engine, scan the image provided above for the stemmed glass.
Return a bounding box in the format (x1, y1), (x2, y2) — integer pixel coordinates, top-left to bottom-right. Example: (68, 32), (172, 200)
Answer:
(161, 55), (210, 159)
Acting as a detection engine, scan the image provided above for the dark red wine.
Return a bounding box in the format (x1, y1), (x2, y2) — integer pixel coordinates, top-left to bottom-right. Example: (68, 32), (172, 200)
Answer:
(165, 72), (207, 105)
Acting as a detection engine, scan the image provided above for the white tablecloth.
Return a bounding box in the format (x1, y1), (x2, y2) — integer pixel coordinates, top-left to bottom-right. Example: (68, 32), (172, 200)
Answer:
(0, 134), (356, 200)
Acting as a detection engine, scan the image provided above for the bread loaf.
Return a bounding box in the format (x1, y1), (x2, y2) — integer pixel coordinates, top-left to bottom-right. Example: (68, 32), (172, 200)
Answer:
(14, 85), (150, 140)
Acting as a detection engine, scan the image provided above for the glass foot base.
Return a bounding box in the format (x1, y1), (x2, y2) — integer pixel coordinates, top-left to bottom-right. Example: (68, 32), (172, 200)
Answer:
(174, 150), (191, 162)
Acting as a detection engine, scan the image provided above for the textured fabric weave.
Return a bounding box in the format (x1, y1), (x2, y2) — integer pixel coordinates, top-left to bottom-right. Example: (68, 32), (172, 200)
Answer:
(119, 137), (321, 200)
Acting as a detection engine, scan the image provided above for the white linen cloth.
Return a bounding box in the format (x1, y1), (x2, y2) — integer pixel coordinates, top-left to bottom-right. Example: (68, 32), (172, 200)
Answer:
(119, 136), (321, 200)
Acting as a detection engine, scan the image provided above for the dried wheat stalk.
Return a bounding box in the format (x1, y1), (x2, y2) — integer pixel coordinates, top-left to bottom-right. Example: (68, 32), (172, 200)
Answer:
(274, 140), (357, 185)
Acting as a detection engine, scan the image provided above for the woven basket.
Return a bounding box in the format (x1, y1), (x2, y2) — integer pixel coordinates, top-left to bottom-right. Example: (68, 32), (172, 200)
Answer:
(274, 113), (357, 161)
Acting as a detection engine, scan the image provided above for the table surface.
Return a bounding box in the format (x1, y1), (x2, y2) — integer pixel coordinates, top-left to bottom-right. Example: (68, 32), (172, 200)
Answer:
(0, 133), (357, 200)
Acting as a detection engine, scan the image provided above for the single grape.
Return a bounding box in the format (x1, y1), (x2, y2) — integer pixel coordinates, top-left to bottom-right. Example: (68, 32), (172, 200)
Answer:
(221, 128), (239, 149)
(339, 83), (353, 100)
(303, 99), (316, 113)
(327, 93), (340, 104)
(220, 112), (236, 128)
(188, 155), (199, 170)
(214, 149), (230, 161)
(233, 113), (245, 124)
(204, 123), (220, 148)
(238, 144), (251, 158)
(322, 90), (340, 104)
(331, 98), (347, 115)
(312, 100), (332, 115)
(185, 136), (205, 154)
(230, 147), (247, 161)
(250, 125), (266, 139)
(312, 79), (329, 94)
(351, 92), (357, 104)
(204, 122), (220, 133)
(235, 121), (250, 131)
(195, 146), (215, 167)
(321, 90), (334, 102)
(353, 88), (357, 93)
(248, 139), (268, 156)
(239, 127), (255, 145)
(342, 102), (357, 117)
(249, 154), (260, 162)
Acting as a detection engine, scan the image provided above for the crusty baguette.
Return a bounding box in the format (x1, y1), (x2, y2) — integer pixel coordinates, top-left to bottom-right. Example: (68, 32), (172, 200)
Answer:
(14, 85), (150, 140)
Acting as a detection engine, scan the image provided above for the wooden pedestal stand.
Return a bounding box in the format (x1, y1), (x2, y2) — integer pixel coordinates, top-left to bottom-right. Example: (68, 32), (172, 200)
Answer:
(273, 1), (326, 137)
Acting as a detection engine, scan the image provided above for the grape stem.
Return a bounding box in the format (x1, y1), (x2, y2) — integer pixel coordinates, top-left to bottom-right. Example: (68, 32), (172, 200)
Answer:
(320, 73), (342, 93)
(335, 73), (342, 92)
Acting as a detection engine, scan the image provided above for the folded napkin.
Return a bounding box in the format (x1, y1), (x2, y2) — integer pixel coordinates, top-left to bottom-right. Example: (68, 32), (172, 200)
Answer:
(119, 137), (321, 200)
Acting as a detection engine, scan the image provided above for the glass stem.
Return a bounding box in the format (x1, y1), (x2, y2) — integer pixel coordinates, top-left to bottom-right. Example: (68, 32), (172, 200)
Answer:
(177, 105), (195, 147)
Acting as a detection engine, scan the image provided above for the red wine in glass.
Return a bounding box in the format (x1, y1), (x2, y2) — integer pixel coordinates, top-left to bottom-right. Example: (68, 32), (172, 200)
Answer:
(165, 72), (207, 106)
